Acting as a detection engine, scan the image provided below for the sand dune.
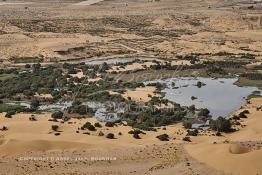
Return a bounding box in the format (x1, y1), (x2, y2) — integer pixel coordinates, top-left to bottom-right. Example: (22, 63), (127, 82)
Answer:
(0, 139), (91, 156)
(0, 113), (186, 156)
(185, 97), (262, 175)
(186, 143), (262, 175)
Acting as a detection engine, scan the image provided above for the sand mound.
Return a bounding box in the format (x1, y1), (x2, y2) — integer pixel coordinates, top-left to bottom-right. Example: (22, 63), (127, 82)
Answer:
(229, 144), (249, 154)
(0, 139), (91, 156)
(185, 143), (262, 175)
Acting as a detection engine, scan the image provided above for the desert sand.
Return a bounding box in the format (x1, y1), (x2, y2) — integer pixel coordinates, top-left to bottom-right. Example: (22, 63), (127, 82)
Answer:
(121, 86), (159, 102)
(185, 97), (262, 175)
(0, 98), (261, 174)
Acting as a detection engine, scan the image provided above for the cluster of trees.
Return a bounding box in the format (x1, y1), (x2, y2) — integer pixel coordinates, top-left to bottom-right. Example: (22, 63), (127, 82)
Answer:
(0, 65), (66, 100)
(210, 117), (233, 132)
(241, 73), (262, 80)
(121, 106), (187, 131)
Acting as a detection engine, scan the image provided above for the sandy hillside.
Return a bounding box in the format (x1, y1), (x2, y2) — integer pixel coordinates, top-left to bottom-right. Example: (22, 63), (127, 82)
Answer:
(0, 112), (224, 175)
(185, 97), (262, 175)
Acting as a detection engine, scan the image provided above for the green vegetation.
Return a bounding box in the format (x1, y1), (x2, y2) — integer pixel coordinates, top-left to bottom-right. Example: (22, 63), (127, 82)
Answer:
(156, 134), (169, 141)
(81, 122), (96, 131)
(187, 129), (199, 136)
(0, 103), (25, 113)
(122, 106), (186, 131)
(98, 131), (104, 136)
(182, 136), (191, 142)
(51, 125), (59, 131)
(235, 77), (262, 89)
(183, 120), (192, 129)
(94, 122), (102, 128)
(105, 122), (115, 127)
(0, 74), (16, 81)
(210, 117), (233, 132)
(51, 111), (64, 119)
(106, 133), (115, 139)
(128, 129), (145, 139)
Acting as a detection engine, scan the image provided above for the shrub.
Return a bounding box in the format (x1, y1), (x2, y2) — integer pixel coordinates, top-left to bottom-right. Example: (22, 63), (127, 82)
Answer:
(133, 133), (141, 139)
(183, 137), (191, 142)
(30, 99), (40, 110)
(54, 133), (60, 136)
(81, 122), (96, 131)
(51, 111), (64, 119)
(105, 122), (115, 127)
(128, 129), (146, 135)
(183, 120), (192, 129)
(232, 115), (240, 120)
(29, 115), (37, 121)
(191, 96), (197, 100)
(1, 126), (8, 131)
(156, 134), (169, 141)
(198, 108), (210, 117)
(242, 110), (250, 114)
(94, 122), (102, 128)
(98, 131), (104, 136)
(187, 129), (198, 136)
(106, 133), (115, 139)
(210, 117), (232, 132)
(5, 110), (15, 118)
(238, 112), (247, 118)
(51, 125), (59, 131)
(25, 64), (31, 68)
(216, 132), (222, 136)
(196, 81), (206, 88)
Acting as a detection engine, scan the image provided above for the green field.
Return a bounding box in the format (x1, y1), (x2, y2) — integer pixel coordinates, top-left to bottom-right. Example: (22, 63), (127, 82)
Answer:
(0, 103), (25, 113)
(0, 74), (16, 81)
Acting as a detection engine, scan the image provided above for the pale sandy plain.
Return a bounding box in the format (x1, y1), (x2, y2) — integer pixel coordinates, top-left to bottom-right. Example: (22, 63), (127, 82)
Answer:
(0, 0), (262, 64)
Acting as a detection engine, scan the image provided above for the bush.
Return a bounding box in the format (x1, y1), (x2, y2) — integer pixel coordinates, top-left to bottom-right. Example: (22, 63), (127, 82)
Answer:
(94, 122), (102, 128)
(183, 137), (191, 142)
(187, 129), (198, 136)
(51, 111), (64, 119)
(29, 115), (37, 121)
(198, 108), (210, 117)
(106, 133), (115, 139)
(1, 126), (8, 131)
(238, 112), (247, 118)
(5, 110), (15, 118)
(156, 134), (169, 141)
(105, 122), (115, 127)
(81, 122), (96, 131)
(133, 133), (141, 139)
(242, 110), (250, 114)
(51, 125), (59, 131)
(196, 81), (206, 88)
(183, 120), (192, 129)
(30, 99), (40, 110)
(128, 129), (145, 135)
(210, 117), (232, 132)
(232, 115), (240, 120)
(98, 131), (104, 136)
(216, 132), (222, 136)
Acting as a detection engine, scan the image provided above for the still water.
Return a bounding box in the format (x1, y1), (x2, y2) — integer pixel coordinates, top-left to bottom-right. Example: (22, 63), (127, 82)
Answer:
(146, 77), (260, 118)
